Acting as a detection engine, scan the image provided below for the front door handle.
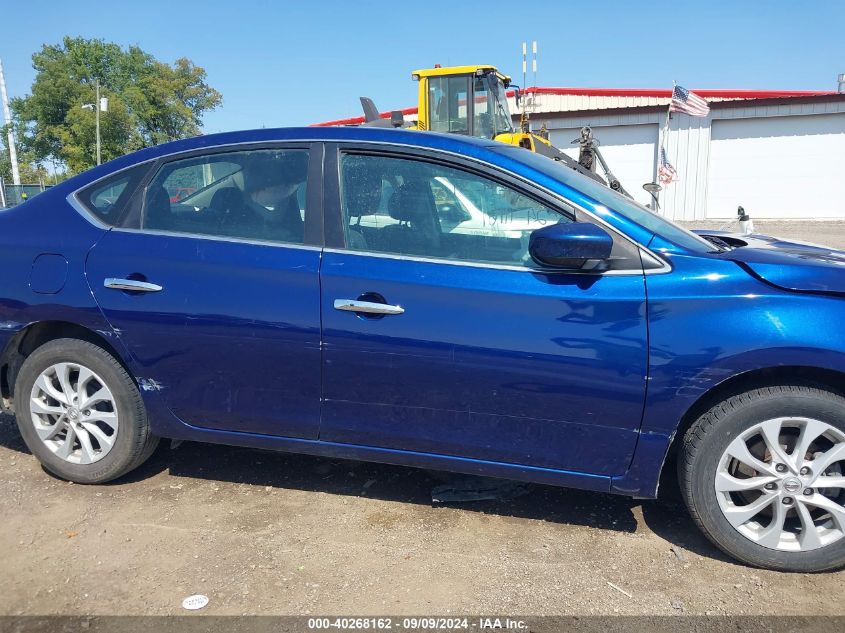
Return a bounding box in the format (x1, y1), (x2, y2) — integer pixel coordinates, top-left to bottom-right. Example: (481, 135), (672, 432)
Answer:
(104, 278), (163, 293)
(333, 299), (404, 316)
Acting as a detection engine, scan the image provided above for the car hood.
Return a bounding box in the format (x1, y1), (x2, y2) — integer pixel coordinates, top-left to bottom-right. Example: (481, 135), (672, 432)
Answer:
(694, 230), (845, 295)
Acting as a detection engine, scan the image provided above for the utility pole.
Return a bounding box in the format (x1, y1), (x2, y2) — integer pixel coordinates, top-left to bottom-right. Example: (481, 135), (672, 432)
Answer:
(95, 79), (101, 166)
(0, 58), (21, 186)
(82, 80), (107, 166)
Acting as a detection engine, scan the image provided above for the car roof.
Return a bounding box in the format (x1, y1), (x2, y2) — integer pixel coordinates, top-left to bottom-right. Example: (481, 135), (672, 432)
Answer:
(45, 125), (676, 254)
(157, 126), (502, 158)
(134, 127), (500, 169)
(54, 127), (507, 195)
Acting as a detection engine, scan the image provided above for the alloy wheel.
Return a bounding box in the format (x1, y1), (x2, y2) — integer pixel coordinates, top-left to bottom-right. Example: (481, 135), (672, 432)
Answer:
(715, 416), (845, 552)
(29, 362), (120, 465)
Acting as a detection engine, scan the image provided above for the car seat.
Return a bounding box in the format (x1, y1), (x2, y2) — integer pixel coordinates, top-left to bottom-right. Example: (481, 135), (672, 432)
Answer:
(381, 182), (441, 256)
(143, 186), (173, 230)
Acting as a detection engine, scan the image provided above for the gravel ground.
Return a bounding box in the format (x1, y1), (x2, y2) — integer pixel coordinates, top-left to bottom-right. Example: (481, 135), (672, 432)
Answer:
(2, 222), (845, 617)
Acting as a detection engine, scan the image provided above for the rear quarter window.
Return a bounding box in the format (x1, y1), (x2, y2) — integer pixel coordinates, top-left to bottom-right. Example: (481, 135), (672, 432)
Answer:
(76, 163), (151, 226)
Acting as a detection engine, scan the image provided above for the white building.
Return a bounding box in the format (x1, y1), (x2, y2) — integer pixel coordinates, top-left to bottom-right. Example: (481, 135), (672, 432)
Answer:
(514, 87), (845, 221)
(323, 86), (845, 221)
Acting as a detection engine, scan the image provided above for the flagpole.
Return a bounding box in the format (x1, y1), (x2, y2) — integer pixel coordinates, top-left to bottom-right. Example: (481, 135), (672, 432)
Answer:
(655, 80), (675, 212)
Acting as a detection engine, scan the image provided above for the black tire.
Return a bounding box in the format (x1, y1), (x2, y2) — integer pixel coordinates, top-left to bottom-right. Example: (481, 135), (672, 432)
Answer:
(679, 384), (845, 572)
(13, 338), (159, 484)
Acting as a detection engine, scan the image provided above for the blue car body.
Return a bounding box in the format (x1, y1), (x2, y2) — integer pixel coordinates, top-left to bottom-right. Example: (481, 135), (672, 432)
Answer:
(2, 126), (845, 498)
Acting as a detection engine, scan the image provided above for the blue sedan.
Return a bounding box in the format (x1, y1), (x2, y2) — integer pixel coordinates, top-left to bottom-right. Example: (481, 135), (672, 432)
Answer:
(1, 127), (844, 572)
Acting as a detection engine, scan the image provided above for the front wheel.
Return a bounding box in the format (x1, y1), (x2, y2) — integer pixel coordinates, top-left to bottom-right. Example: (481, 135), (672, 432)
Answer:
(679, 385), (845, 572)
(13, 338), (159, 484)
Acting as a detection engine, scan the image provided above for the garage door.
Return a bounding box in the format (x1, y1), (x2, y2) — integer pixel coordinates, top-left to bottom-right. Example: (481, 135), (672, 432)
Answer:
(708, 114), (845, 219)
(549, 124), (658, 206)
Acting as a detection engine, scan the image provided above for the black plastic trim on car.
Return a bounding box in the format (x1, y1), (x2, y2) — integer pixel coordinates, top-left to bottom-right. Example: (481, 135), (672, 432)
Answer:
(322, 143), (345, 249)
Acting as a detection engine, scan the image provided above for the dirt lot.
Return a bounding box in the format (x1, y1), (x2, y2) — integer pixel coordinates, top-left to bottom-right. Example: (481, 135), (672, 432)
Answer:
(2, 221), (845, 617)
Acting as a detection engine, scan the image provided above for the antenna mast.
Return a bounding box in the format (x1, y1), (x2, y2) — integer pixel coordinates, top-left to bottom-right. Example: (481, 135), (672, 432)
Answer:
(520, 42), (542, 136)
(520, 42), (538, 133)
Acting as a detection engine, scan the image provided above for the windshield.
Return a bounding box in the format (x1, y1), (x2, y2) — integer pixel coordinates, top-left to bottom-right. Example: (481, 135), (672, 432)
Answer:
(493, 146), (718, 253)
(488, 75), (515, 136)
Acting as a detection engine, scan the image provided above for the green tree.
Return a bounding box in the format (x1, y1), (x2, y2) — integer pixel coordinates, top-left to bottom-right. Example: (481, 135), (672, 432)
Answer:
(0, 130), (52, 183)
(11, 37), (222, 173)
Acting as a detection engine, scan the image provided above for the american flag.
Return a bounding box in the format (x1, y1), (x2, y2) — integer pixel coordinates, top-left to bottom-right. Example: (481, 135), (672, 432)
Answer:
(669, 84), (710, 117)
(658, 148), (677, 185)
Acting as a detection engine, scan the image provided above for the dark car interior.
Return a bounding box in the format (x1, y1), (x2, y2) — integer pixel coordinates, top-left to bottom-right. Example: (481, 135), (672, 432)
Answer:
(142, 150), (309, 245)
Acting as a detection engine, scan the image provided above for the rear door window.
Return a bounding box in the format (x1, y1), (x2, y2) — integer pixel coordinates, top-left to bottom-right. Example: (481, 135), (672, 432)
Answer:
(142, 148), (310, 245)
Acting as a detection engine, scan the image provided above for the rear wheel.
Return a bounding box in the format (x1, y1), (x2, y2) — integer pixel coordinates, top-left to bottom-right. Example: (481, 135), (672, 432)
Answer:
(13, 338), (158, 483)
(680, 385), (845, 572)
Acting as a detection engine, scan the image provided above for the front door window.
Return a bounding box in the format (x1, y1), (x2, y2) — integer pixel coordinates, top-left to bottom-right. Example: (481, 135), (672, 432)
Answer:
(340, 153), (571, 267)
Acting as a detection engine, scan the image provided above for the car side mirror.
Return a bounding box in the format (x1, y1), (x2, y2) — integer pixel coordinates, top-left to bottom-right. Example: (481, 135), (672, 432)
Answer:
(529, 222), (614, 270)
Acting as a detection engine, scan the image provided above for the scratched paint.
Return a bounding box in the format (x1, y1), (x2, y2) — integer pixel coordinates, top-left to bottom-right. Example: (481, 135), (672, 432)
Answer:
(138, 378), (165, 392)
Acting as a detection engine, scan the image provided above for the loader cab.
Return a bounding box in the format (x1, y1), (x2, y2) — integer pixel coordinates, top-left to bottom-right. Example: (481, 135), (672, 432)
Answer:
(413, 65), (515, 140)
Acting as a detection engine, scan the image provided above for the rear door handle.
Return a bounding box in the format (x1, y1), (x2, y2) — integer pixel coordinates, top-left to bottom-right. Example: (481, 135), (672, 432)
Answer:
(333, 299), (404, 315)
(104, 278), (163, 293)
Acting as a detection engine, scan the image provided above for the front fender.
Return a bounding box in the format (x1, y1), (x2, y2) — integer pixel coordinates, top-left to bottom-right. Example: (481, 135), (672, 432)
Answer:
(613, 252), (845, 497)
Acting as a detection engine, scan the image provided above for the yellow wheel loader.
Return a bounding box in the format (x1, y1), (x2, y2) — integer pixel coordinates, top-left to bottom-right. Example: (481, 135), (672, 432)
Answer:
(360, 64), (632, 197)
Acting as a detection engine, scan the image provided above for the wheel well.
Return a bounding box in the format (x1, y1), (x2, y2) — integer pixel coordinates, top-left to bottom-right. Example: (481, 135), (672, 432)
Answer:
(658, 365), (845, 496)
(0, 321), (131, 411)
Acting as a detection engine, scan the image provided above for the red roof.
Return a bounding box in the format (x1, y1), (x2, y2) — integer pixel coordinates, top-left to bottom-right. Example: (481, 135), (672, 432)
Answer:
(525, 87), (836, 99)
(312, 86), (840, 127)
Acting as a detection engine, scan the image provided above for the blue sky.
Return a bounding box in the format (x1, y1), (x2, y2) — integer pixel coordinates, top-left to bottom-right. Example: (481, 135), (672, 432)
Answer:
(2, 0), (843, 132)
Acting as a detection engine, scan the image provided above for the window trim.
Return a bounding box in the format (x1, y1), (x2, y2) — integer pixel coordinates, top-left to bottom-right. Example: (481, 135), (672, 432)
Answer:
(327, 143), (667, 276)
(67, 136), (669, 274)
(89, 225), (326, 253)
